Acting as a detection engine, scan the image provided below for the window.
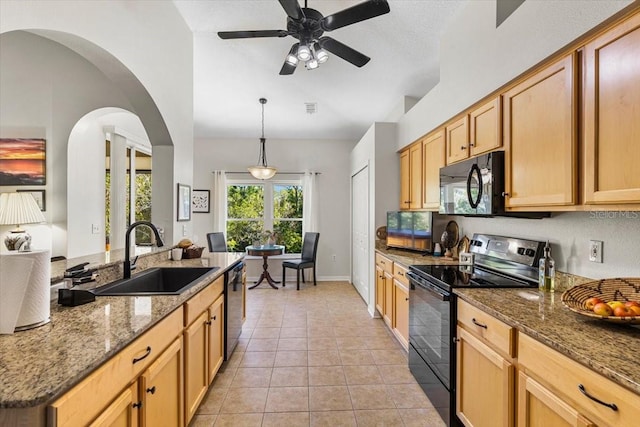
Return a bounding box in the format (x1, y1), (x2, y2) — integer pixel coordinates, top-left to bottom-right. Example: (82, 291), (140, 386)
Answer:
(226, 180), (303, 253)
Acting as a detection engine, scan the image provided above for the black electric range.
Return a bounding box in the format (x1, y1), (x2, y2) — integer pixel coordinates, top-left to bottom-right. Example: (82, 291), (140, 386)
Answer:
(406, 233), (545, 426)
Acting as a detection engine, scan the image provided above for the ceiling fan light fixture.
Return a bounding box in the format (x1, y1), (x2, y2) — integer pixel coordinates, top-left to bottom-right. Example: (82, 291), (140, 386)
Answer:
(285, 44), (299, 66)
(248, 99), (277, 180)
(314, 43), (329, 63)
(297, 44), (311, 61)
(305, 58), (319, 70)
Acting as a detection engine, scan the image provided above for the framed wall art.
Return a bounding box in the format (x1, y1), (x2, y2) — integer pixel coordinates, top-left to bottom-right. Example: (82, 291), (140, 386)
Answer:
(177, 183), (191, 221)
(192, 189), (210, 213)
(16, 189), (46, 211)
(0, 138), (46, 186)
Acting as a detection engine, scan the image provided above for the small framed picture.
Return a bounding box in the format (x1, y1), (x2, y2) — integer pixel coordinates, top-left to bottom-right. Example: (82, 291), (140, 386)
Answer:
(192, 189), (210, 213)
(177, 183), (191, 221)
(17, 189), (46, 211)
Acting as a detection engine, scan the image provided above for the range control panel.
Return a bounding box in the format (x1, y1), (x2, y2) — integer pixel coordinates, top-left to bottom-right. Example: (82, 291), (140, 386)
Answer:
(469, 234), (546, 267)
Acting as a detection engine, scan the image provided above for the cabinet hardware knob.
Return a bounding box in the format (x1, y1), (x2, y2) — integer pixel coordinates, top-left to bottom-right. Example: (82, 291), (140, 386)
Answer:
(205, 320), (212, 325)
(212, 315), (217, 321)
(501, 192), (510, 197)
(452, 337), (460, 343)
(146, 386), (156, 394)
(460, 145), (466, 150)
(132, 346), (151, 364)
(404, 200), (411, 204)
(472, 318), (488, 329)
(132, 402), (143, 409)
(578, 384), (618, 411)
(405, 297), (409, 301)
(470, 142), (475, 147)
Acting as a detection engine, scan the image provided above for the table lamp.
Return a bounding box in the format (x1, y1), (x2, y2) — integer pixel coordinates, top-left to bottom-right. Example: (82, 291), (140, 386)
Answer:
(0, 192), (46, 252)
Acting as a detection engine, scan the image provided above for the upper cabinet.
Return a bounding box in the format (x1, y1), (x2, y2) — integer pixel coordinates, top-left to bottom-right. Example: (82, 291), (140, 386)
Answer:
(422, 130), (445, 210)
(445, 97), (502, 165)
(583, 11), (640, 205)
(399, 142), (423, 210)
(503, 54), (577, 209)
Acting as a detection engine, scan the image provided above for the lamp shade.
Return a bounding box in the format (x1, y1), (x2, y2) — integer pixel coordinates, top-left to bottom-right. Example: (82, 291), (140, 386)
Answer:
(248, 166), (277, 180)
(0, 193), (45, 228)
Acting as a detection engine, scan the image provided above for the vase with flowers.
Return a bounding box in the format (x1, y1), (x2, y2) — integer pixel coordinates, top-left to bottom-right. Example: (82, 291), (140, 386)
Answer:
(261, 230), (278, 246)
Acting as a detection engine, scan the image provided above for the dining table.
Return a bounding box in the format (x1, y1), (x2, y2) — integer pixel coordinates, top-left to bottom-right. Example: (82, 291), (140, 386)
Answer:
(245, 244), (285, 289)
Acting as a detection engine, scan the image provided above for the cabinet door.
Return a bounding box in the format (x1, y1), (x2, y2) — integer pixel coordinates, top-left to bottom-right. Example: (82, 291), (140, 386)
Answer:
(242, 266), (247, 323)
(584, 12), (640, 204)
(446, 115), (469, 165)
(518, 371), (595, 427)
(90, 384), (139, 427)
(470, 97), (501, 157)
(375, 265), (385, 315)
(456, 327), (514, 427)
(409, 142), (423, 209)
(140, 337), (184, 427)
(503, 54), (577, 208)
(184, 311), (208, 424)
(400, 149), (411, 210)
(392, 279), (409, 350)
(422, 130), (445, 210)
(208, 294), (225, 384)
(383, 271), (394, 328)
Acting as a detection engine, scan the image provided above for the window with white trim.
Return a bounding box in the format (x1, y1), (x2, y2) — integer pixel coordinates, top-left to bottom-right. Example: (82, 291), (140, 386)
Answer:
(226, 179), (303, 253)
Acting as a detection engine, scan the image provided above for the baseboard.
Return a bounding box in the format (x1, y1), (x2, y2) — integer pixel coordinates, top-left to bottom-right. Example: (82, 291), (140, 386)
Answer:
(247, 275), (350, 283)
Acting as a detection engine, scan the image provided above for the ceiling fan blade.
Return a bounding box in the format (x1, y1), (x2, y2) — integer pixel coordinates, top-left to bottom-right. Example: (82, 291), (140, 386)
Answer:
(320, 0), (390, 31)
(319, 36), (370, 67)
(279, 0), (305, 21)
(218, 30), (288, 39)
(279, 61), (297, 75)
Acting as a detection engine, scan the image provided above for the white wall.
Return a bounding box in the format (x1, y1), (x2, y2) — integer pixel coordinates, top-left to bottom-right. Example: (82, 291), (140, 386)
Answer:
(192, 138), (356, 280)
(1, 0), (194, 245)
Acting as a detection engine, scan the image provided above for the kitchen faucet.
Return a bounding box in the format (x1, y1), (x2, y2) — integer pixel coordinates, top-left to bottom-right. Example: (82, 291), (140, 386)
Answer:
(124, 221), (164, 279)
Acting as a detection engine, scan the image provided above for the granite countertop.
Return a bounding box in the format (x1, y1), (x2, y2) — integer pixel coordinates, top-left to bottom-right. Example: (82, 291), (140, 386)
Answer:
(456, 288), (640, 395)
(0, 252), (244, 408)
(374, 240), (460, 267)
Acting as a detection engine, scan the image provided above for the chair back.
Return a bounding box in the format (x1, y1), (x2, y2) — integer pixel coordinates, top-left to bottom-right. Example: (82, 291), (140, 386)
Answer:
(207, 232), (228, 252)
(301, 232), (320, 261)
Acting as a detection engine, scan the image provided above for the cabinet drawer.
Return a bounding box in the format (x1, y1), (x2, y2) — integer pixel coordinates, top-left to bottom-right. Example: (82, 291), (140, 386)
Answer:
(49, 307), (183, 426)
(393, 263), (409, 287)
(457, 299), (515, 358)
(375, 253), (393, 274)
(519, 333), (640, 427)
(184, 275), (224, 326)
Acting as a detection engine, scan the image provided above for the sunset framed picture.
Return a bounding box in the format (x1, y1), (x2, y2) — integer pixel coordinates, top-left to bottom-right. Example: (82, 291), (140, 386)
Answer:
(0, 138), (46, 186)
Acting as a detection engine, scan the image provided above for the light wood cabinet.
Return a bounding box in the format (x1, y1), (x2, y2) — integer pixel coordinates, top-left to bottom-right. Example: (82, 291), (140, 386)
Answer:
(422, 130), (445, 210)
(470, 97), (501, 157)
(140, 337), (183, 427)
(375, 264), (385, 316)
(399, 142), (423, 209)
(89, 384), (138, 427)
(242, 264), (247, 323)
(456, 300), (515, 427)
(184, 311), (209, 423)
(207, 295), (224, 384)
(392, 263), (409, 350)
(383, 270), (394, 328)
(583, 11), (640, 205)
(374, 253), (394, 329)
(518, 371), (595, 427)
(518, 333), (640, 427)
(446, 115), (469, 165)
(503, 54), (578, 208)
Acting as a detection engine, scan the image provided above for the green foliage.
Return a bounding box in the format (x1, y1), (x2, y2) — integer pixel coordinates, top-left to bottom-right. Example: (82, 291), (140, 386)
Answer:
(228, 185), (264, 218)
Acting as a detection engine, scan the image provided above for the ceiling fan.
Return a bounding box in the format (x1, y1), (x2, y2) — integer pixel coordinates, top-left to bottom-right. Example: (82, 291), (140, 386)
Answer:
(218, 0), (390, 75)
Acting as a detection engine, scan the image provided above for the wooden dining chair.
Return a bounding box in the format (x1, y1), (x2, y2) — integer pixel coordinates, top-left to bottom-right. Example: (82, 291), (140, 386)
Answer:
(282, 232), (320, 290)
(207, 232), (228, 252)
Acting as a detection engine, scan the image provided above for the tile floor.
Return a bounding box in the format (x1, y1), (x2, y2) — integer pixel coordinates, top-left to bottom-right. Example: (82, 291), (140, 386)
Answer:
(190, 281), (445, 427)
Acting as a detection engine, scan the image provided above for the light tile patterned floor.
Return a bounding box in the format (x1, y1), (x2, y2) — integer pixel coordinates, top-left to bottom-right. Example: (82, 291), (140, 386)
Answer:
(190, 281), (445, 427)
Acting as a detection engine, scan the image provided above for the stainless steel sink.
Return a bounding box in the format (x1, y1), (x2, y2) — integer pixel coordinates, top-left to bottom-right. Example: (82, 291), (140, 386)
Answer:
(92, 267), (219, 296)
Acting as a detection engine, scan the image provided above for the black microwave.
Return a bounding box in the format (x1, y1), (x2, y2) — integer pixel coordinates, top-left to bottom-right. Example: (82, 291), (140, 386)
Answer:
(439, 151), (548, 218)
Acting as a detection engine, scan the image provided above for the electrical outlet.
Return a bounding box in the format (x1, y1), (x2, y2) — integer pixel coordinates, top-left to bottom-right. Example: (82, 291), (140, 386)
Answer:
(589, 240), (603, 263)
(182, 224), (187, 236)
(332, 254), (337, 262)
(91, 224), (100, 234)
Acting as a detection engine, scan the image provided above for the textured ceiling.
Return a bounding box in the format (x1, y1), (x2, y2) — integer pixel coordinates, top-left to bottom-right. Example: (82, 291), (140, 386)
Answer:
(173, 0), (467, 141)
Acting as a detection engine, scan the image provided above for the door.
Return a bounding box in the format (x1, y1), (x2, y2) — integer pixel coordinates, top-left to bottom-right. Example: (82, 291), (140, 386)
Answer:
(456, 327), (514, 427)
(351, 166), (369, 302)
(140, 338), (184, 427)
(583, 12), (640, 204)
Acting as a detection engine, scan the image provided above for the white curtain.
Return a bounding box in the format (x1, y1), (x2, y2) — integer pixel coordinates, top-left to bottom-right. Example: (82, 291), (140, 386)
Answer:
(212, 171), (227, 232)
(303, 172), (319, 233)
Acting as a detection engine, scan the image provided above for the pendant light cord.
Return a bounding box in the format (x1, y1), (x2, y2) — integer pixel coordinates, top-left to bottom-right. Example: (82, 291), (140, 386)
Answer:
(259, 98), (267, 167)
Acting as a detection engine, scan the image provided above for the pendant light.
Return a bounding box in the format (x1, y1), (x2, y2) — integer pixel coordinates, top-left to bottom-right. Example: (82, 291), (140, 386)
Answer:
(248, 98), (277, 180)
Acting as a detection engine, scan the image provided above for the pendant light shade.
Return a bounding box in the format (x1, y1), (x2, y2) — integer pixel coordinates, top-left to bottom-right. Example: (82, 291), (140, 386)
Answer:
(248, 98), (277, 180)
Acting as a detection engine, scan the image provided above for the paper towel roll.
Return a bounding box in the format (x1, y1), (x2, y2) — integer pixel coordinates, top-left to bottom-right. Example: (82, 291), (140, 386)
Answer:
(0, 250), (51, 334)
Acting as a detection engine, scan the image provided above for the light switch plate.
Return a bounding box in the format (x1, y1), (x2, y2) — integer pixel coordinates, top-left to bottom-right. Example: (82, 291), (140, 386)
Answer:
(589, 240), (603, 263)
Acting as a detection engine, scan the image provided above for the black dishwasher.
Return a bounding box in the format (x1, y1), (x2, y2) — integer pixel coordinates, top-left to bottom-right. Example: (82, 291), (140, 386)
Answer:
(224, 261), (244, 360)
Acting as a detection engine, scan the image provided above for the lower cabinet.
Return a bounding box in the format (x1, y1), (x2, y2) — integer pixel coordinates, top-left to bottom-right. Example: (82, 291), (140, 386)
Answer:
(517, 371), (595, 427)
(383, 270), (394, 328)
(90, 384), (138, 427)
(375, 265), (385, 315)
(184, 311), (210, 423)
(139, 337), (184, 427)
(392, 262), (410, 350)
(456, 327), (514, 427)
(207, 295), (224, 383)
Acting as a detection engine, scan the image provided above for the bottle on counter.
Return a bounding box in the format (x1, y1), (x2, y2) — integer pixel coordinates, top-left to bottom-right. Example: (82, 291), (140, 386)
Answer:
(538, 241), (555, 292)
